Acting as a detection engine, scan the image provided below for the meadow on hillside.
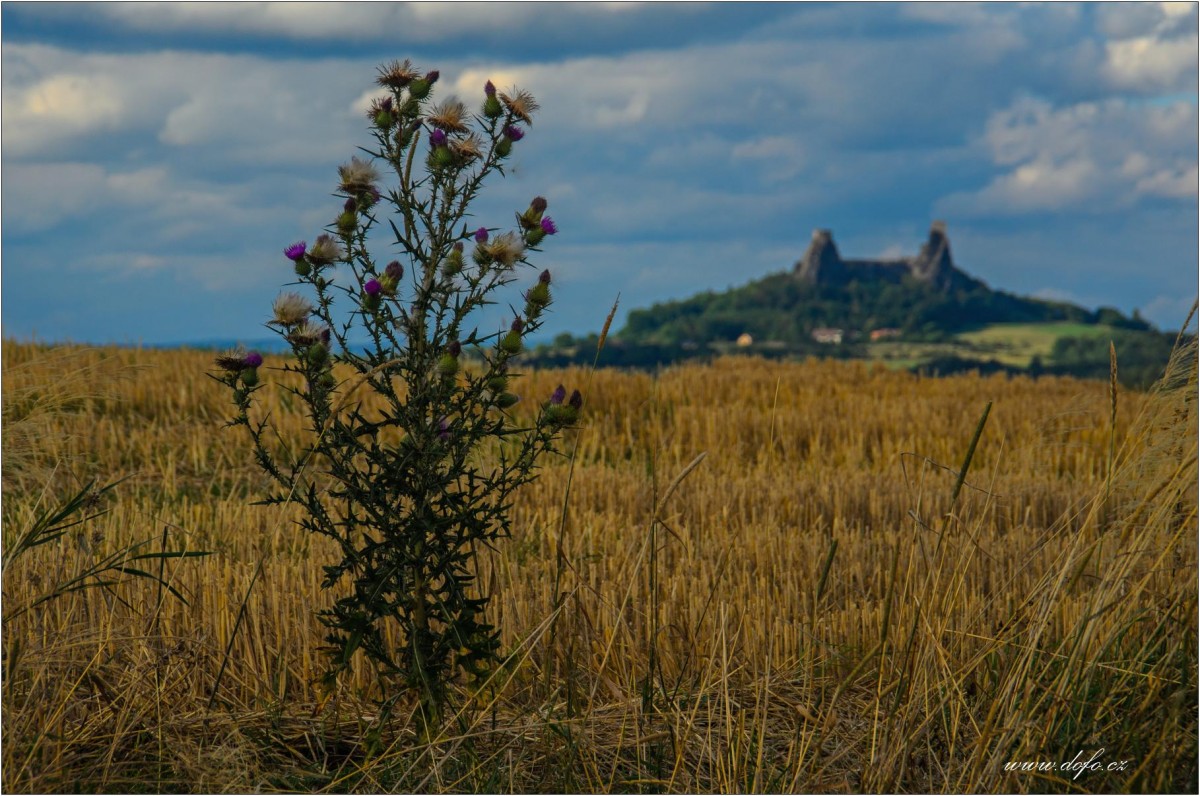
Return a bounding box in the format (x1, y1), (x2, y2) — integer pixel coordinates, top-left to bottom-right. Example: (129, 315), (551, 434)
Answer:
(2, 340), (1196, 793)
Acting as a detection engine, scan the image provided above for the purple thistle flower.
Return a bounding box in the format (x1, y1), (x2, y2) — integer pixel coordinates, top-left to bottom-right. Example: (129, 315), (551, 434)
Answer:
(243, 351), (264, 368)
(320, 327), (331, 345)
(344, 198), (357, 213)
(381, 96), (393, 112)
(364, 278), (382, 297)
(474, 227), (489, 244)
(511, 317), (524, 333)
(453, 241), (464, 253)
(530, 196), (547, 213)
(539, 269), (551, 284)
(484, 80), (496, 97)
(568, 390), (583, 411)
(540, 217), (557, 235)
(430, 128), (447, 147)
(385, 260), (403, 281)
(425, 70), (440, 85)
(284, 241), (307, 261)
(550, 384), (567, 405)
(504, 125), (525, 142)
(447, 340), (462, 357)
(437, 416), (451, 442)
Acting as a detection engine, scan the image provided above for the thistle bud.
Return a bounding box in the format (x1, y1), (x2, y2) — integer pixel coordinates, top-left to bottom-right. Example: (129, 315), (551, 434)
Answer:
(409, 78), (432, 100)
(550, 384), (566, 405)
(294, 260), (312, 277)
(524, 226), (546, 246)
(568, 390), (583, 411)
(483, 80), (502, 118)
(337, 210), (356, 233)
(487, 374), (508, 393)
(363, 279), (382, 312)
(520, 196), (548, 232)
(500, 330), (522, 355)
(437, 416), (452, 442)
(539, 269), (551, 285)
(496, 392), (520, 409)
(308, 341), (329, 367)
(442, 243), (464, 277)
(525, 280), (551, 314)
(318, 372), (337, 390)
(495, 137), (513, 158)
(381, 260), (403, 295)
(447, 340), (462, 357)
(241, 368), (259, 388)
(437, 353), (459, 378)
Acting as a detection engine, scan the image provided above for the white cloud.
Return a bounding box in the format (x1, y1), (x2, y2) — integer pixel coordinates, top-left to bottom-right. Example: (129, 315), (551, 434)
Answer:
(73, 2), (640, 42)
(939, 96), (1198, 215)
(2, 44), (369, 164)
(1, 52), (129, 157)
(732, 136), (806, 181)
(1, 162), (167, 232)
(1104, 34), (1198, 92)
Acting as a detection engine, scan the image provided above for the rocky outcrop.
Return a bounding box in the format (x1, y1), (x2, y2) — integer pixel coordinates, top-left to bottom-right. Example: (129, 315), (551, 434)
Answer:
(794, 221), (975, 292)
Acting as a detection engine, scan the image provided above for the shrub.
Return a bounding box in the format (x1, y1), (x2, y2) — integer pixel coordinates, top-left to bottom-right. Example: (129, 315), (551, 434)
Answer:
(215, 60), (581, 732)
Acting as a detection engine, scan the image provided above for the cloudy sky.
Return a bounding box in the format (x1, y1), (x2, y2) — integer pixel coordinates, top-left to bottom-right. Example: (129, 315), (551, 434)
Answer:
(3, 2), (1197, 346)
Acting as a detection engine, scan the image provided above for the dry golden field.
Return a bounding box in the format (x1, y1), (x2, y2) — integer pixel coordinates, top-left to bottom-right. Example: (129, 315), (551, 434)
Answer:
(2, 339), (1196, 793)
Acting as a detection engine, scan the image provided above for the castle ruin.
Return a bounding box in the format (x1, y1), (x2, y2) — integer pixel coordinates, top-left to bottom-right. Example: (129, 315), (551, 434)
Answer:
(794, 221), (976, 292)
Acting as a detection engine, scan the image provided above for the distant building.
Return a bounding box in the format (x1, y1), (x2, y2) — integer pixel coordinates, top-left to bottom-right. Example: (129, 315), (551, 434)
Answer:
(794, 221), (977, 293)
(870, 328), (902, 342)
(736, 333), (754, 347)
(812, 328), (844, 344)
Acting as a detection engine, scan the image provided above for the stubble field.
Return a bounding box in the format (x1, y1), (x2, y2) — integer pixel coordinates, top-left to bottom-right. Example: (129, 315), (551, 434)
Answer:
(2, 339), (1196, 793)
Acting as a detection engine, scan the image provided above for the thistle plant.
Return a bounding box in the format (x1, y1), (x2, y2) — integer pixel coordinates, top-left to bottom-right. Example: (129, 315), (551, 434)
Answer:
(214, 60), (581, 729)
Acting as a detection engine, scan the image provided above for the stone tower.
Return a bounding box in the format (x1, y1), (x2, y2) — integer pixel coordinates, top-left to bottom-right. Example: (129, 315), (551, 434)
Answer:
(795, 229), (846, 284)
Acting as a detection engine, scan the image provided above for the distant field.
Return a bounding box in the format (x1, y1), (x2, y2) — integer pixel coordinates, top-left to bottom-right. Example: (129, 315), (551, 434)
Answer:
(3, 341), (1195, 793)
(955, 322), (1119, 365)
(866, 322), (1123, 369)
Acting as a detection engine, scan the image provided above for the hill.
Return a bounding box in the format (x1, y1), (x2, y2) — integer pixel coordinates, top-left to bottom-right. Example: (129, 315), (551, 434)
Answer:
(531, 223), (1185, 388)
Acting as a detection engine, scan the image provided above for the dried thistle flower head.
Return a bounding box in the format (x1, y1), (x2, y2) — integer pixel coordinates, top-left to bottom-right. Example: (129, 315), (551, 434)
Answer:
(377, 59), (420, 90)
(288, 319), (329, 346)
(427, 98), (470, 134)
(499, 88), (539, 125)
(485, 232), (526, 268)
(449, 133), (483, 163)
(215, 347), (250, 372)
(308, 234), (343, 265)
(338, 156), (381, 194)
(272, 292), (314, 326)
